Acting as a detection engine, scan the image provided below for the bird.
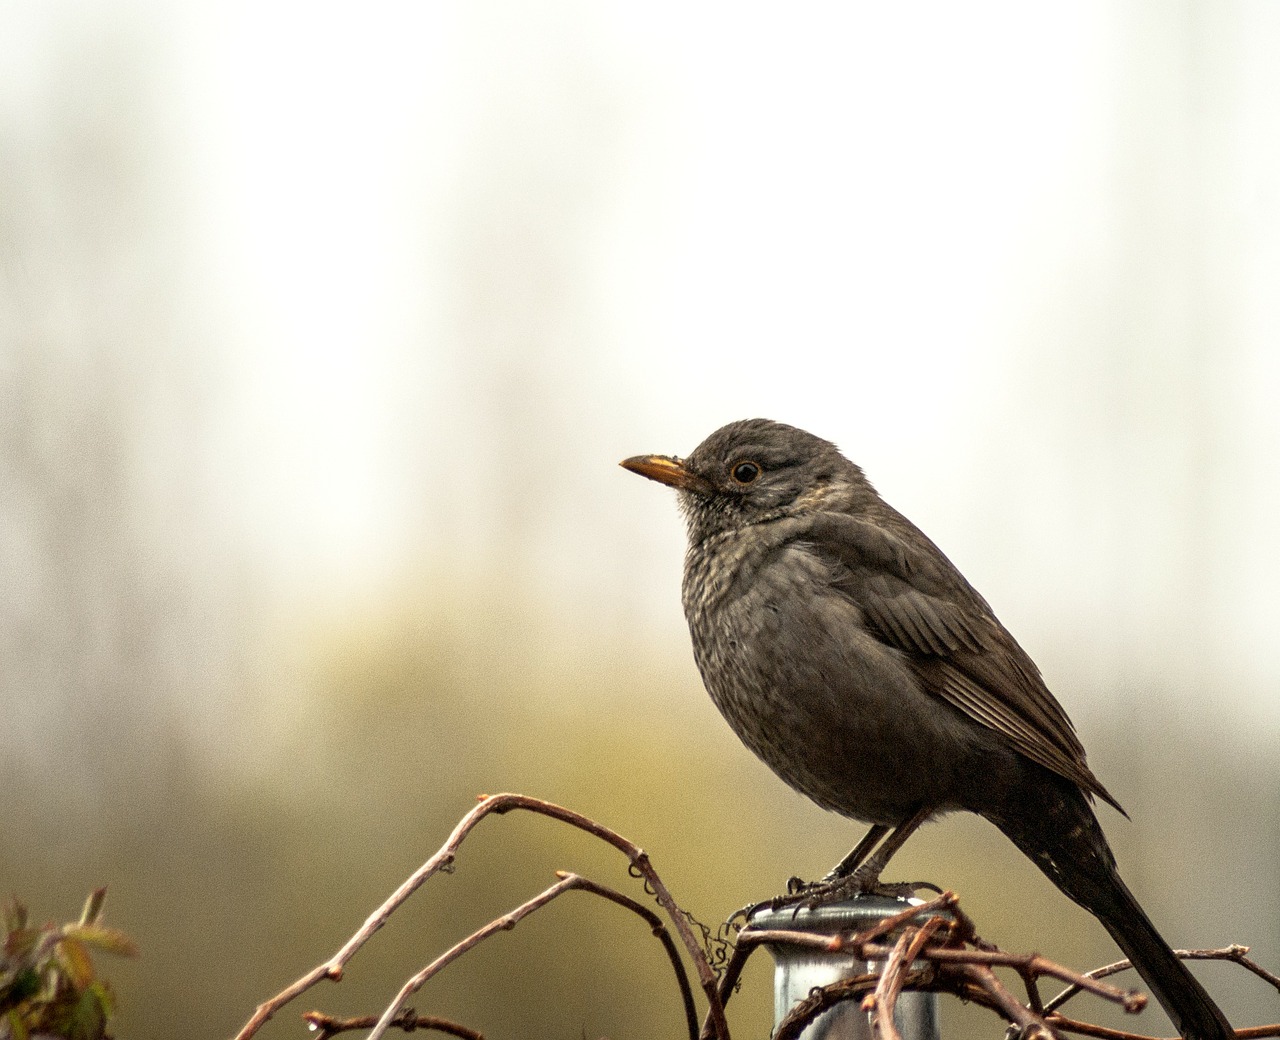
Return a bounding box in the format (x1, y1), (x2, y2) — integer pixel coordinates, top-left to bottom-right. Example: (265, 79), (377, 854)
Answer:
(621, 417), (1233, 1040)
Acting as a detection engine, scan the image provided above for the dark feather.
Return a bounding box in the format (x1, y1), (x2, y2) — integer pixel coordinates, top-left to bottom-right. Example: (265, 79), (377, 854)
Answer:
(801, 510), (1124, 814)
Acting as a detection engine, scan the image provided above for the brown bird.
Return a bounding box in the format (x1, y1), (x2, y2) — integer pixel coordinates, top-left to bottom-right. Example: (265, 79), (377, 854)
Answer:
(622, 417), (1232, 1040)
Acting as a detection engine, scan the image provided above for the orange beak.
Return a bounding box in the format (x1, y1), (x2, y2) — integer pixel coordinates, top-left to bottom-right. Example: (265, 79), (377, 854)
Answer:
(620, 454), (710, 493)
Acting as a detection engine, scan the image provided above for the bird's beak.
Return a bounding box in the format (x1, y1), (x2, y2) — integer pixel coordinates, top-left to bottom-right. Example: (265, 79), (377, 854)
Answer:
(620, 454), (710, 493)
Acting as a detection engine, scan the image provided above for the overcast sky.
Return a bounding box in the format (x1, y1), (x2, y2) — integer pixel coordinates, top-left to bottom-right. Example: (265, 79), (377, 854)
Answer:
(5, 1), (1279, 739)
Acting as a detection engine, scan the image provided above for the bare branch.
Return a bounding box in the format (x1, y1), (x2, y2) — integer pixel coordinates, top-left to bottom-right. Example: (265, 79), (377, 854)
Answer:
(880, 917), (944, 1034)
(867, 928), (916, 1040)
(955, 961), (1057, 1040)
(365, 874), (581, 1040)
(360, 870), (700, 1040)
(699, 934), (756, 1039)
(1046, 945), (1280, 1016)
(546, 873), (700, 1040)
(234, 794), (722, 1040)
(857, 892), (958, 946)
(1045, 1020), (1280, 1040)
(233, 795), (1276, 1040)
(301, 1009), (483, 1040)
(773, 971), (886, 1040)
(895, 946), (1145, 1013)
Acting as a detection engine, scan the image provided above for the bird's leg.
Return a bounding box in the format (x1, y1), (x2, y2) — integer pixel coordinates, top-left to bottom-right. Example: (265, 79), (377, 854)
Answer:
(789, 807), (934, 909)
(764, 812), (937, 915)
(837, 806), (931, 893)
(824, 823), (890, 881)
(785, 822), (889, 895)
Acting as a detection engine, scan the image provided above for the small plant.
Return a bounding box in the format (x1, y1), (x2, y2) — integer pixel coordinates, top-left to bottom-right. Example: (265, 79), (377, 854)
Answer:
(1, 888), (138, 1040)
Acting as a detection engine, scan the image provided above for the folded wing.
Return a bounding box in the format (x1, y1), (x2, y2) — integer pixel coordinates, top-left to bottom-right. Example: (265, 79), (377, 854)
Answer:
(800, 510), (1123, 814)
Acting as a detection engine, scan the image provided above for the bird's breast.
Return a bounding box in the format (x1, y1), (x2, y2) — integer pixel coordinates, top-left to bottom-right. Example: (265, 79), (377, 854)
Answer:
(679, 529), (987, 823)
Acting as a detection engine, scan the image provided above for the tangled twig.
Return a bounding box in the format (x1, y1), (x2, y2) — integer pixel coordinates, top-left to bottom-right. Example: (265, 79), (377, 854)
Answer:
(233, 793), (721, 1040)
(234, 795), (1277, 1040)
(723, 890), (1154, 1040)
(301, 1009), (483, 1039)
(1046, 945), (1280, 1015)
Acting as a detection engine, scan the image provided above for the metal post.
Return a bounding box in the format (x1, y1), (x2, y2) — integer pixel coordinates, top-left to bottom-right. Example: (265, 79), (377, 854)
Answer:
(744, 895), (944, 1040)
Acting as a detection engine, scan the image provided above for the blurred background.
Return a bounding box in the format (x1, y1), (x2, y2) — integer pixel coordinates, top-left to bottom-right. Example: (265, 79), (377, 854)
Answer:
(2, 2), (1278, 1038)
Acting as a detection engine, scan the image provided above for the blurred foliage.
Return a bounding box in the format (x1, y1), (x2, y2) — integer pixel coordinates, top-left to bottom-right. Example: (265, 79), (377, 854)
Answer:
(1, 889), (137, 1040)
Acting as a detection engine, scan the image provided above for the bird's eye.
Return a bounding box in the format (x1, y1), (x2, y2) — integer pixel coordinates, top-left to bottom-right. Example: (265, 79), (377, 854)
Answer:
(731, 461), (761, 485)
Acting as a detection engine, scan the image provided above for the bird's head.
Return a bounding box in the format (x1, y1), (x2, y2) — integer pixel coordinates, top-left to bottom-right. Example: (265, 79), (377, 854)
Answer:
(621, 418), (869, 541)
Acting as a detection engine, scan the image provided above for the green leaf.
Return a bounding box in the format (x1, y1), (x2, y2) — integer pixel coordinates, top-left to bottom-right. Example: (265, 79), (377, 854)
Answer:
(86, 981), (115, 1019)
(64, 985), (108, 1040)
(60, 927), (138, 960)
(5, 1007), (30, 1040)
(0, 893), (132, 1040)
(56, 938), (95, 989)
(77, 891), (106, 929)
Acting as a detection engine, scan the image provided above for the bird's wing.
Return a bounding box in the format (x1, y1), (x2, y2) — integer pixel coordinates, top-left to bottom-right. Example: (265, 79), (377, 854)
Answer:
(801, 510), (1123, 813)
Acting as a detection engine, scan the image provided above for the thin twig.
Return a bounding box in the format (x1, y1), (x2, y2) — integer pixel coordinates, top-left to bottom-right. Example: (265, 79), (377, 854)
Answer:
(487, 795), (728, 1040)
(954, 961), (1057, 1040)
(361, 871), (698, 1040)
(548, 873), (700, 1040)
(855, 892), (958, 947)
(773, 971), (886, 1040)
(1044, 1012), (1171, 1040)
(301, 1009), (482, 1040)
(699, 937), (756, 1040)
(866, 945), (1145, 1012)
(365, 874), (581, 1040)
(730, 926), (845, 954)
(1046, 1011), (1280, 1040)
(1208, 945), (1280, 993)
(866, 929), (916, 1040)
(1045, 945), (1280, 1015)
(234, 794), (725, 1040)
(234, 796), (501, 1040)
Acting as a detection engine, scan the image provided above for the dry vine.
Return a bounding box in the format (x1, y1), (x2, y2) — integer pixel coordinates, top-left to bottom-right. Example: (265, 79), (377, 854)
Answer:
(300, 1010), (483, 1040)
(233, 793), (721, 1040)
(716, 891), (1280, 1040)
(233, 794), (1278, 1040)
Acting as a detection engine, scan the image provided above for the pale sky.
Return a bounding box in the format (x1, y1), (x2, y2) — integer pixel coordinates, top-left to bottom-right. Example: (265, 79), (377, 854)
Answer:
(5, 1), (1279, 734)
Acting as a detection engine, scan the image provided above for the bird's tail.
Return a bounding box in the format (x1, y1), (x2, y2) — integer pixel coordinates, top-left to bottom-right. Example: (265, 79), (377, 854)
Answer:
(994, 787), (1233, 1040)
(1086, 869), (1234, 1040)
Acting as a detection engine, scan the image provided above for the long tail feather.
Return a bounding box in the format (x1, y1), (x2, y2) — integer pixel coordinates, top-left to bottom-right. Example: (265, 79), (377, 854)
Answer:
(993, 784), (1233, 1040)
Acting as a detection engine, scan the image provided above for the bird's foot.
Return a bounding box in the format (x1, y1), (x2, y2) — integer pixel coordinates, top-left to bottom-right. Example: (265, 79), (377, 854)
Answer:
(797, 870), (934, 909)
(745, 873), (940, 918)
(732, 880), (833, 920)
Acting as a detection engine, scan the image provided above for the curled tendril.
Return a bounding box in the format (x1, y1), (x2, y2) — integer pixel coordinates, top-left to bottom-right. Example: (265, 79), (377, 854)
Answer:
(673, 907), (734, 980)
(627, 861), (657, 896)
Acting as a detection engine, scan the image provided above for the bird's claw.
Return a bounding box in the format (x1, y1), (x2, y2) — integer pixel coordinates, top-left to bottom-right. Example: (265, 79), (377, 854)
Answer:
(763, 874), (941, 917)
(786, 874), (817, 895)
